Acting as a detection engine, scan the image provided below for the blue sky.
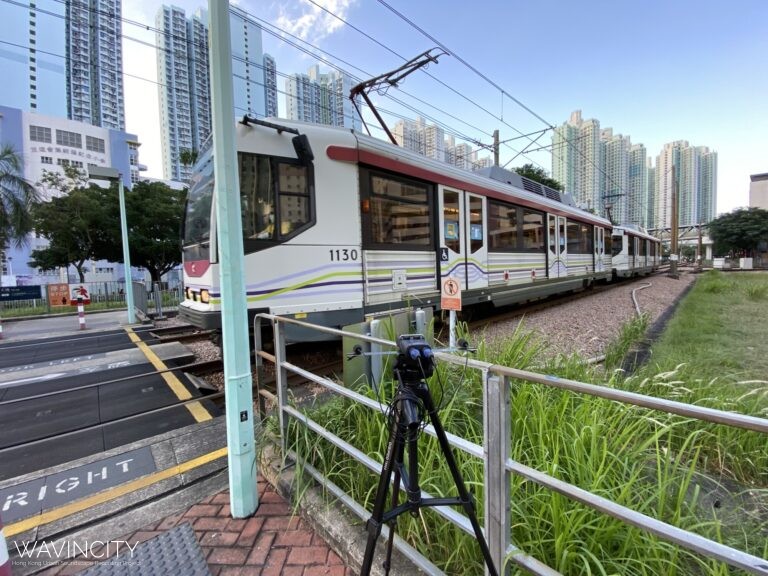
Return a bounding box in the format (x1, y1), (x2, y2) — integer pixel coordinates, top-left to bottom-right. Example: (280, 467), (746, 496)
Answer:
(123, 0), (768, 214)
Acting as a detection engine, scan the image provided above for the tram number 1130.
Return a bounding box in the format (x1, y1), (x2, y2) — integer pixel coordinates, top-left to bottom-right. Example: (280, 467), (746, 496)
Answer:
(329, 248), (359, 261)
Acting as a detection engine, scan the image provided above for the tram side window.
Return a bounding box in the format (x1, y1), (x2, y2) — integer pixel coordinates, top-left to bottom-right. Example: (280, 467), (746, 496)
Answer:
(278, 163), (311, 236)
(611, 235), (623, 256)
(488, 201), (517, 251)
(522, 210), (544, 251)
(567, 221), (593, 253)
(364, 172), (432, 248)
(488, 202), (544, 252)
(604, 234), (612, 256)
(239, 154), (274, 241)
(639, 239), (647, 257)
(238, 152), (313, 251)
(443, 191), (461, 253)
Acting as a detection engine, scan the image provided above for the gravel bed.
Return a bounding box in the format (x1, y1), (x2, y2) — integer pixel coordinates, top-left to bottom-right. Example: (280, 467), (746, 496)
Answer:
(480, 271), (698, 360)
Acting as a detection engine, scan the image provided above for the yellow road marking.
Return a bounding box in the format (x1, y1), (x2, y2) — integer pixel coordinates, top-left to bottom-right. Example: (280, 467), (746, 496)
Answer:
(5, 447), (228, 537)
(125, 327), (212, 422)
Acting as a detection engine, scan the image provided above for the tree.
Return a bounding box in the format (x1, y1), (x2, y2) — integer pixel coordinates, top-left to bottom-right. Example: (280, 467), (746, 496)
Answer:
(28, 185), (112, 282)
(708, 207), (768, 257)
(0, 144), (40, 250)
(37, 165), (88, 197)
(513, 163), (564, 191)
(97, 181), (186, 282)
(179, 148), (199, 167)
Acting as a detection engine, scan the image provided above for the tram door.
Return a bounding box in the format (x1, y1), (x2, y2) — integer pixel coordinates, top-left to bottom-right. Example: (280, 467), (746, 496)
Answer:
(594, 226), (605, 273)
(547, 214), (568, 278)
(439, 188), (488, 291)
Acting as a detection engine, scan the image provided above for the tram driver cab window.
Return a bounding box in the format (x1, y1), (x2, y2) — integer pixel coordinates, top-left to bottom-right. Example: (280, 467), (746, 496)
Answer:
(238, 152), (314, 251)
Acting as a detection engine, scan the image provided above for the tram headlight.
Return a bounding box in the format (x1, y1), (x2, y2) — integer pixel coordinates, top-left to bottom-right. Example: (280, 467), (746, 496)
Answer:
(200, 289), (210, 304)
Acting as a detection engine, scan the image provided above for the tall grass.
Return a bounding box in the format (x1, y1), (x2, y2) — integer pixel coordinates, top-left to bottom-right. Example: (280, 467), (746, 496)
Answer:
(267, 274), (768, 574)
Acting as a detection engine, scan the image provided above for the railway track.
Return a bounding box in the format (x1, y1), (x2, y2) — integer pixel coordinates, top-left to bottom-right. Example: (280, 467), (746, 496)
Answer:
(464, 268), (674, 335)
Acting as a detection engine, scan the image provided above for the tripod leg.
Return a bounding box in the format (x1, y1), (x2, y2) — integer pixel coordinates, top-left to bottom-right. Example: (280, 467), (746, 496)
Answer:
(383, 440), (406, 573)
(361, 409), (404, 575)
(419, 384), (500, 576)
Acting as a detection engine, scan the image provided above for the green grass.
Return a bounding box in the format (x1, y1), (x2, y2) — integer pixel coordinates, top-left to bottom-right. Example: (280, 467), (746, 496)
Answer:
(269, 275), (768, 575)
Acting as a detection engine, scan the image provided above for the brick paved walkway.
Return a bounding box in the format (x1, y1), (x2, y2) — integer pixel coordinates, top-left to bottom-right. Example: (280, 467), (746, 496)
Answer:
(39, 476), (355, 576)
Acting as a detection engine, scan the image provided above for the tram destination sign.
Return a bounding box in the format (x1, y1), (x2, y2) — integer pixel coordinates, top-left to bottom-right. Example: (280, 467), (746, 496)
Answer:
(0, 285), (42, 302)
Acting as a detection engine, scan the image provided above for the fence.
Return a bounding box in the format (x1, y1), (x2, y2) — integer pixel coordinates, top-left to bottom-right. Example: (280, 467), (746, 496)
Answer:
(0, 282), (182, 319)
(254, 313), (768, 575)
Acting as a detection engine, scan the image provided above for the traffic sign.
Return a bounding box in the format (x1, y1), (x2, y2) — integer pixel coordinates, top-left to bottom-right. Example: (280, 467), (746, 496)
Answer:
(69, 285), (91, 305)
(441, 277), (462, 311)
(47, 283), (70, 307)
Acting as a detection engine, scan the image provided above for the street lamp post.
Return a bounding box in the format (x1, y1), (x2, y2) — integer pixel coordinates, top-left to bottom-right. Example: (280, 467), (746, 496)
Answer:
(89, 167), (135, 324)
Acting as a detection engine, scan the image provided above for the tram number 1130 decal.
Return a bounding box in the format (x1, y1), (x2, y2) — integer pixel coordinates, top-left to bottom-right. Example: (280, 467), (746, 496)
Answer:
(329, 248), (359, 261)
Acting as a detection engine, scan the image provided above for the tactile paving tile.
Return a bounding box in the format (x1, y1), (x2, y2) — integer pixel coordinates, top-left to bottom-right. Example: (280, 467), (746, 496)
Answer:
(81, 522), (210, 576)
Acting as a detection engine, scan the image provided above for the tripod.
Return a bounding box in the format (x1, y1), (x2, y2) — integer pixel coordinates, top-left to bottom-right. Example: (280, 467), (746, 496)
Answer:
(360, 336), (498, 576)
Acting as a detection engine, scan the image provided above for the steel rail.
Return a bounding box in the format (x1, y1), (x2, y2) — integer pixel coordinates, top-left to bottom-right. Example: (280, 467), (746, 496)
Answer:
(0, 392), (223, 453)
(0, 359), (223, 406)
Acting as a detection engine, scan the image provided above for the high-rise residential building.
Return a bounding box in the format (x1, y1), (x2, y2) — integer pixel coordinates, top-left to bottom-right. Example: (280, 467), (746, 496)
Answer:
(0, 0), (124, 129)
(0, 0), (67, 117)
(698, 149), (717, 224)
(231, 5), (265, 119)
(0, 105), (140, 285)
(646, 159), (656, 229)
(156, 5), (195, 182)
(654, 141), (717, 229)
(66, 0), (125, 130)
(285, 65), (360, 130)
(391, 120), (490, 170)
(552, 111), (604, 214)
(627, 143), (649, 228)
(551, 115), (579, 198)
(393, 118), (425, 154)
(749, 173), (768, 210)
(187, 9), (211, 154)
(393, 117), (442, 162)
(601, 128), (630, 223)
(263, 54), (278, 117)
(156, 5), (274, 181)
(654, 141), (683, 230)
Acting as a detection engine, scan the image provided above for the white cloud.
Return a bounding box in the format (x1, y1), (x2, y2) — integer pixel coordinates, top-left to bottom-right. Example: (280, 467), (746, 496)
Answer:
(275, 0), (356, 44)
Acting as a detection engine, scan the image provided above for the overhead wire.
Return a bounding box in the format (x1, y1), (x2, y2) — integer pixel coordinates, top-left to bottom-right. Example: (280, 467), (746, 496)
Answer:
(5, 0), (628, 195)
(371, 0), (640, 212)
(298, 0), (552, 170)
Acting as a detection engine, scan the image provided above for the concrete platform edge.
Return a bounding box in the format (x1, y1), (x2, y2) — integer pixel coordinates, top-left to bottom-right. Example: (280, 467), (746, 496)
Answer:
(2, 417), (227, 554)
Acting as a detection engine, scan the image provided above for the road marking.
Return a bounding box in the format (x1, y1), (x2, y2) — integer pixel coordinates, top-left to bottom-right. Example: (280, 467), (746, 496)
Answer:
(0, 373), (66, 388)
(124, 327), (212, 422)
(5, 447), (228, 537)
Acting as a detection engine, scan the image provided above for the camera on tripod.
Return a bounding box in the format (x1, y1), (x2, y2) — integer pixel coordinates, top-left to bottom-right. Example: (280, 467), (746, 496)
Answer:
(394, 334), (434, 381)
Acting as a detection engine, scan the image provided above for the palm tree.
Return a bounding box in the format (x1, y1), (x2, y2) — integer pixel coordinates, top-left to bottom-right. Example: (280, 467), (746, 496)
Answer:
(0, 144), (40, 250)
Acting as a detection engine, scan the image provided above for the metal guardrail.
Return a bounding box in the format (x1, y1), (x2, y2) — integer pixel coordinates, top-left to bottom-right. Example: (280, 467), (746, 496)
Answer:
(253, 313), (768, 575)
(0, 282), (181, 318)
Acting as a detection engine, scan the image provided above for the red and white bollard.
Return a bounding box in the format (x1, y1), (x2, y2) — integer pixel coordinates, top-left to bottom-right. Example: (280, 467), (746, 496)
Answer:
(1, 511), (11, 576)
(77, 295), (86, 330)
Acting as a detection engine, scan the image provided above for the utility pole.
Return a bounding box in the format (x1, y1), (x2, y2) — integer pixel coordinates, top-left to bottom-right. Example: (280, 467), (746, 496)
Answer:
(493, 129), (499, 167)
(697, 223), (703, 271)
(669, 165), (679, 279)
(209, 0), (257, 517)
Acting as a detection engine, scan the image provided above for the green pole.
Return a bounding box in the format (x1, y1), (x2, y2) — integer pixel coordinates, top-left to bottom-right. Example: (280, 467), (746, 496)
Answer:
(118, 176), (136, 324)
(208, 0), (257, 517)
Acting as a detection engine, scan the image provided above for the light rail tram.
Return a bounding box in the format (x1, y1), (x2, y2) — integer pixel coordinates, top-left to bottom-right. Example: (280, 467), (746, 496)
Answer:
(179, 117), (660, 340)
